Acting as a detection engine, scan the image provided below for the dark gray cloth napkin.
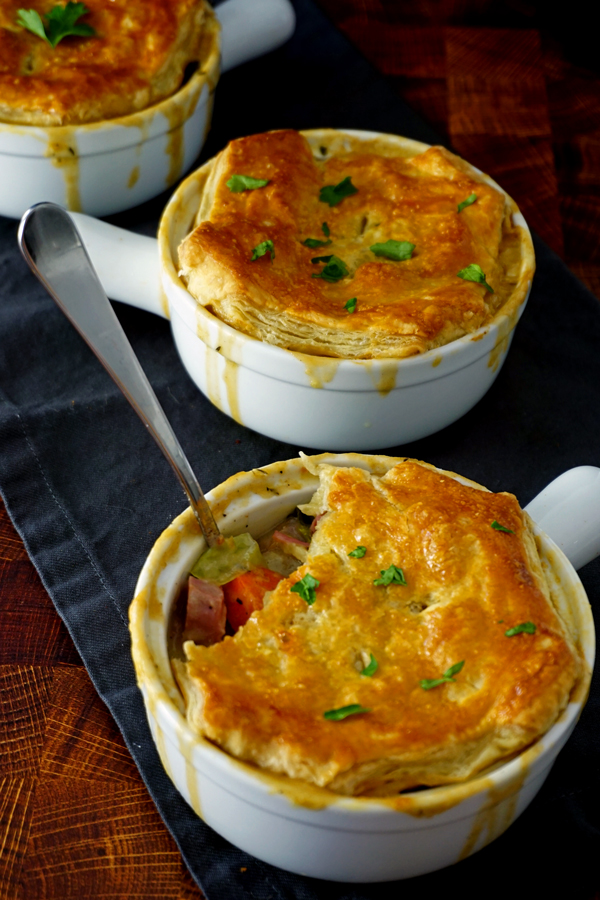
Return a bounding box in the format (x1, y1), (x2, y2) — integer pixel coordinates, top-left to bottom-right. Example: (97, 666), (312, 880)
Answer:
(1, 1), (599, 897)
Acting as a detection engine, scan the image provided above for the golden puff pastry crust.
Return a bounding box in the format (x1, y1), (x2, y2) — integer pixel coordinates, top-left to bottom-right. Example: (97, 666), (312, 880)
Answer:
(0, 0), (215, 125)
(178, 128), (535, 359)
(181, 458), (581, 796)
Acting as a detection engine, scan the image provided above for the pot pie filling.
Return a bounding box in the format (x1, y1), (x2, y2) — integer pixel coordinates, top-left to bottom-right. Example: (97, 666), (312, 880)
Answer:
(178, 129), (533, 359)
(173, 459), (581, 797)
(0, 0), (212, 125)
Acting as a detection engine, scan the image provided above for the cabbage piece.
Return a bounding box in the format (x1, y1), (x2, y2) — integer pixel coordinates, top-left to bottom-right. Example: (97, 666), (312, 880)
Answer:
(190, 533), (264, 586)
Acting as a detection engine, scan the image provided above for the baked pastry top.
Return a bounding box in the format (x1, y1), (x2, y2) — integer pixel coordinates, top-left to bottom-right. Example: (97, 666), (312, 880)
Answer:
(178, 129), (534, 359)
(181, 459), (580, 796)
(0, 0), (212, 125)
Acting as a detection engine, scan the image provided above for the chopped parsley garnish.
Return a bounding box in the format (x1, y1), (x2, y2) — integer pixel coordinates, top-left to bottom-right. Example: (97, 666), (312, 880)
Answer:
(312, 255), (349, 283)
(361, 653), (378, 677)
(505, 622), (536, 637)
(227, 174), (269, 192)
(457, 192), (477, 213)
(491, 520), (514, 534)
(348, 545), (366, 558)
(374, 565), (407, 587)
(370, 240), (415, 261)
(17, 2), (95, 47)
(457, 263), (494, 292)
(320, 176), (358, 207)
(420, 660), (465, 691)
(323, 704), (371, 720)
(303, 221), (333, 247)
(291, 572), (320, 605)
(344, 297), (357, 313)
(303, 237), (332, 249)
(251, 240), (274, 261)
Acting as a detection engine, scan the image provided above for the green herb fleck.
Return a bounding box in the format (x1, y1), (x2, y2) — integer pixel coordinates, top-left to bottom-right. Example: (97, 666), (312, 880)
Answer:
(323, 704), (371, 721)
(370, 240), (415, 261)
(311, 255), (333, 264)
(17, 3), (96, 47)
(420, 660), (465, 690)
(344, 297), (358, 314)
(302, 236), (332, 249)
(291, 572), (320, 605)
(457, 192), (477, 213)
(505, 622), (536, 637)
(491, 520), (514, 534)
(374, 565), (407, 587)
(227, 174), (269, 192)
(322, 222), (330, 237)
(457, 263), (494, 293)
(320, 176), (358, 207)
(348, 545), (366, 558)
(361, 653), (378, 677)
(312, 255), (349, 283)
(251, 240), (274, 262)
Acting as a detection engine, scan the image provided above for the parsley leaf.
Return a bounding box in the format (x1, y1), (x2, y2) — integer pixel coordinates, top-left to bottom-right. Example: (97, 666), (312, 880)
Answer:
(348, 545), (366, 558)
(360, 653), (378, 677)
(505, 622), (536, 637)
(17, 2), (95, 47)
(491, 520), (514, 534)
(323, 704), (371, 721)
(458, 192), (477, 213)
(302, 237), (332, 249)
(420, 660), (465, 691)
(291, 572), (320, 605)
(227, 174), (269, 192)
(311, 255), (333, 264)
(250, 240), (274, 261)
(320, 176), (358, 207)
(374, 565), (407, 587)
(370, 240), (415, 261)
(457, 263), (494, 293)
(322, 222), (330, 237)
(312, 255), (349, 283)
(344, 297), (357, 313)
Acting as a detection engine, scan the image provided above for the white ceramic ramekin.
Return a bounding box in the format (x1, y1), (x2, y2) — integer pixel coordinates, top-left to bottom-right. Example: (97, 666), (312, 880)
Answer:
(129, 455), (598, 882)
(70, 129), (535, 450)
(0, 0), (295, 218)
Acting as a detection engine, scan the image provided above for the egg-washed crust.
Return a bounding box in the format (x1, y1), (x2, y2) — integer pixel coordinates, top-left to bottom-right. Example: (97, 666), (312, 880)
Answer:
(178, 128), (535, 359)
(182, 459), (580, 796)
(0, 0), (213, 125)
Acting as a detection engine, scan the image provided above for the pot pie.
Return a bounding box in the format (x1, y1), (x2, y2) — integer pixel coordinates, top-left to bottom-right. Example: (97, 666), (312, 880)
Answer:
(175, 457), (581, 796)
(0, 0), (214, 125)
(178, 128), (535, 359)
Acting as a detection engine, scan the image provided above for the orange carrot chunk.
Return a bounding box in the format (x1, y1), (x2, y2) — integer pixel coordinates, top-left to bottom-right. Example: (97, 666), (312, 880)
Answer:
(223, 567), (282, 632)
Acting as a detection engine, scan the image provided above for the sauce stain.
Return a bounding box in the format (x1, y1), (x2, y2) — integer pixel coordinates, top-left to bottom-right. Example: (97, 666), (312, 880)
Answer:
(46, 126), (81, 211)
(127, 165), (140, 189)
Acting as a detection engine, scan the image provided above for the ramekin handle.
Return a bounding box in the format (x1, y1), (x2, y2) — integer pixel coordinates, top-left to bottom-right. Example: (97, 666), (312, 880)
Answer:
(525, 466), (600, 570)
(68, 213), (166, 320)
(216, 0), (295, 73)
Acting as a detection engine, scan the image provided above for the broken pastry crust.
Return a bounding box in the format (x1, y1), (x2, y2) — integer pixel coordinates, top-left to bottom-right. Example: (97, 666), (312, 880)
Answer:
(0, 0), (214, 125)
(178, 128), (535, 359)
(180, 458), (580, 796)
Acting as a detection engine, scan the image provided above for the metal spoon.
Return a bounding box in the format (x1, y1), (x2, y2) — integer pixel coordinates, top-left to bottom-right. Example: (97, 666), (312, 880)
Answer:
(18, 202), (222, 548)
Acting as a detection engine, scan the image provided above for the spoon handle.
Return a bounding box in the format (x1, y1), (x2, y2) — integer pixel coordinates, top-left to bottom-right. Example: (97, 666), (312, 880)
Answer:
(18, 202), (222, 548)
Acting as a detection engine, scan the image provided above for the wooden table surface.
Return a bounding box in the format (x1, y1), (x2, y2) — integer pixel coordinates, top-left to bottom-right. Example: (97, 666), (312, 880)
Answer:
(2, 2), (600, 898)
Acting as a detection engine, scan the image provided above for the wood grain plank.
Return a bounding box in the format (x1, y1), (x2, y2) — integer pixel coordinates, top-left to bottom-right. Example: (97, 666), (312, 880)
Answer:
(0, 776), (36, 900)
(338, 22), (447, 78)
(0, 666), (53, 778)
(446, 26), (543, 81)
(39, 666), (139, 784)
(21, 781), (184, 900)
